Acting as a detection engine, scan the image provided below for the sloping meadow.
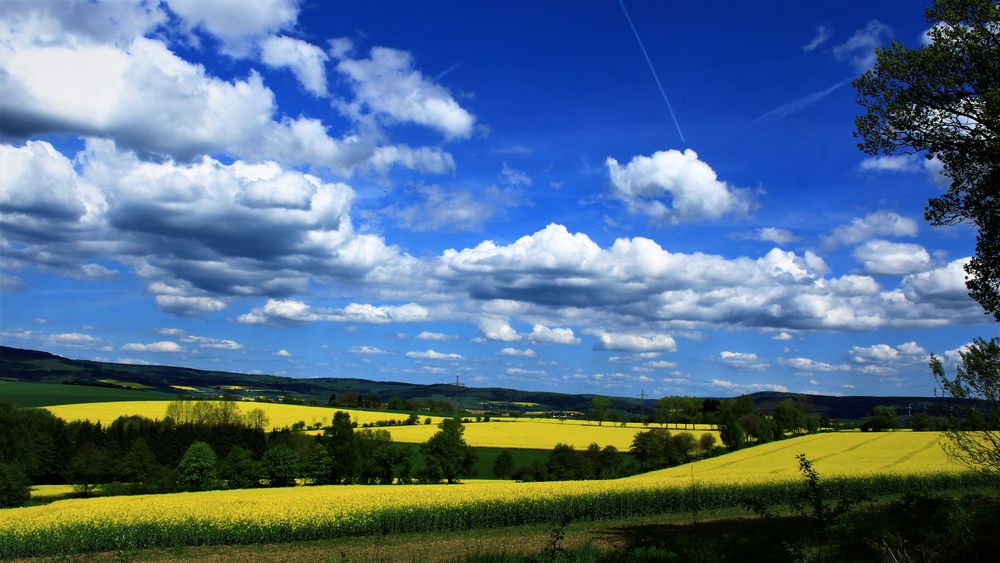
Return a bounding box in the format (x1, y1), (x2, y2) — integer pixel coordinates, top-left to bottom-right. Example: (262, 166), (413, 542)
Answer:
(0, 432), (982, 558)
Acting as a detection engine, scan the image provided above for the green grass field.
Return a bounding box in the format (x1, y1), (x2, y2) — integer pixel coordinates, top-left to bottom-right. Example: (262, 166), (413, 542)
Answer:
(0, 381), (173, 408)
(395, 444), (594, 478)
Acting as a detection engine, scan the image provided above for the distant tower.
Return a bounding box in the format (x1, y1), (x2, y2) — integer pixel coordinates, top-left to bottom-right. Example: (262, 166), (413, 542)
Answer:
(639, 389), (646, 418)
(907, 403), (912, 417)
(453, 374), (463, 408)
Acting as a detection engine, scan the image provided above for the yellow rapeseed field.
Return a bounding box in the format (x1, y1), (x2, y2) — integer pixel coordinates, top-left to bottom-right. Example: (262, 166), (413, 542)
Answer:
(387, 420), (719, 450)
(0, 432), (981, 558)
(43, 401), (438, 431)
(493, 417), (716, 431)
(28, 485), (77, 500)
(43, 400), (714, 448)
(629, 431), (962, 483)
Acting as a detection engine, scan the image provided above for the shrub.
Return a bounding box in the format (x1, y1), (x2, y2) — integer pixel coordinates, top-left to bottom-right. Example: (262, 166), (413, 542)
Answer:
(261, 445), (300, 487)
(0, 464), (30, 508)
(220, 446), (256, 489)
(177, 442), (218, 491)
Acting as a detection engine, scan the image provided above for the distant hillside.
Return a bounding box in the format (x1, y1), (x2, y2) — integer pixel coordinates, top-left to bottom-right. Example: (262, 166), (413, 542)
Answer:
(0, 346), (956, 420)
(0, 346), (626, 413)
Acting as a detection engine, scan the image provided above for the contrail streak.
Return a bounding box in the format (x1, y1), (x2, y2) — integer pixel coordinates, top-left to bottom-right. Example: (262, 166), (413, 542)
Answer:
(435, 60), (465, 81)
(754, 79), (849, 122)
(618, 0), (685, 144)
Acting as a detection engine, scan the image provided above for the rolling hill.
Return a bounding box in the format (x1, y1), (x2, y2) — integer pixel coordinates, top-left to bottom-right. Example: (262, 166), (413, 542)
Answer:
(0, 346), (957, 420)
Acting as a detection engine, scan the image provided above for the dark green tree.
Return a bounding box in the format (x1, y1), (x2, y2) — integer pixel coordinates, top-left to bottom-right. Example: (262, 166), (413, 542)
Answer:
(607, 410), (620, 426)
(354, 429), (392, 483)
(583, 443), (602, 478)
(910, 411), (936, 431)
(177, 441), (218, 491)
(0, 463), (30, 507)
(261, 444), (300, 487)
(630, 429), (672, 469)
(303, 442), (333, 485)
(670, 432), (697, 464)
(220, 445), (257, 488)
(0, 403), (64, 482)
(420, 418), (476, 484)
(590, 396), (610, 426)
(323, 411), (357, 483)
(681, 397), (704, 429)
(415, 458), (445, 483)
(493, 449), (514, 478)
(547, 443), (586, 480)
(67, 442), (113, 496)
(773, 398), (808, 436)
(862, 405), (901, 431)
(599, 445), (623, 478)
(931, 337), (1000, 477)
(717, 403), (745, 450)
(653, 396), (675, 427)
(370, 445), (410, 485)
(854, 0), (1000, 319)
(117, 438), (161, 491)
(698, 432), (717, 456)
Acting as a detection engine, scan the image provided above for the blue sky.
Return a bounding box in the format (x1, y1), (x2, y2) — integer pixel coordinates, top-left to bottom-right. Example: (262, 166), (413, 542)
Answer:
(0, 0), (993, 398)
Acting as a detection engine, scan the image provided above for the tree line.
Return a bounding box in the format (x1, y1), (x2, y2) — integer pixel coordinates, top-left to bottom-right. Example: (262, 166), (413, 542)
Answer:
(0, 400), (480, 507)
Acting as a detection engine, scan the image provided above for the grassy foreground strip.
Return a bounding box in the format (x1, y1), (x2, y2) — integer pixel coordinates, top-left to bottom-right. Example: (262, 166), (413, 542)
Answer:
(0, 472), (986, 558)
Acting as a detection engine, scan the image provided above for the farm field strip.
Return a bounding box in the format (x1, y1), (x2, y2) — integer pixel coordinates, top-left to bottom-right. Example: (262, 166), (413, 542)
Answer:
(41, 400), (717, 450)
(0, 470), (981, 558)
(629, 432), (962, 484)
(492, 418), (716, 431)
(878, 433), (945, 471)
(43, 400), (442, 431)
(0, 382), (173, 408)
(386, 420), (719, 450)
(28, 485), (77, 500)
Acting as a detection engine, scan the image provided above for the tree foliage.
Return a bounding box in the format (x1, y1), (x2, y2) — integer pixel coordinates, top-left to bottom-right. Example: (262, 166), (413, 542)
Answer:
(932, 336), (1000, 478)
(419, 418), (476, 483)
(165, 400), (268, 429)
(177, 441), (217, 491)
(67, 442), (112, 496)
(590, 396), (610, 426)
(220, 445), (257, 488)
(492, 449), (514, 478)
(260, 444), (300, 487)
(861, 405), (901, 431)
(853, 0), (1000, 319)
(0, 463), (30, 508)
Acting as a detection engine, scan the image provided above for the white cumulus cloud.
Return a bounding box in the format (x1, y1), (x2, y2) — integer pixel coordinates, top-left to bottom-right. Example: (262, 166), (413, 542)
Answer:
(606, 149), (752, 223)
(166, 0), (300, 56)
(260, 35), (329, 96)
(589, 330), (677, 352)
(853, 240), (932, 275)
(719, 351), (769, 371)
(823, 211), (918, 248)
(122, 341), (182, 353)
(334, 46), (476, 138)
(406, 349), (463, 360)
(498, 347), (536, 357)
